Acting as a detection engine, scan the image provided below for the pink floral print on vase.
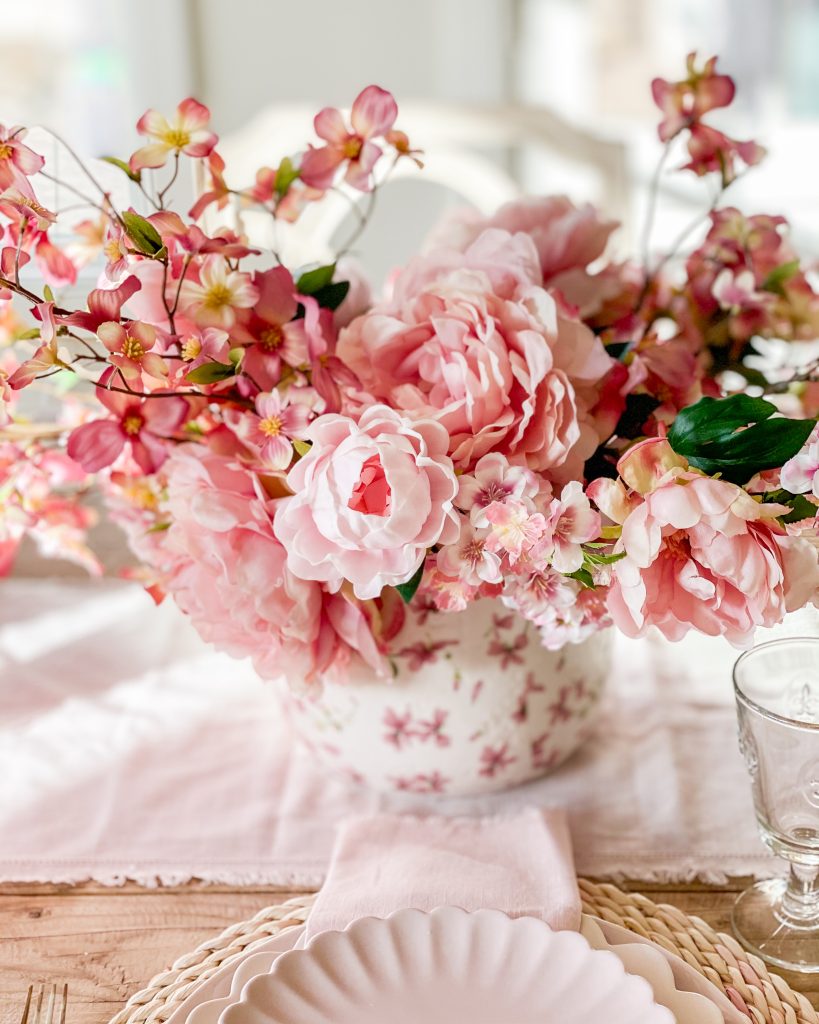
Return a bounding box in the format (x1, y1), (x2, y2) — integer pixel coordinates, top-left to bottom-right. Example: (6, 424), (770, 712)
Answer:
(383, 707), (415, 749)
(479, 742), (517, 778)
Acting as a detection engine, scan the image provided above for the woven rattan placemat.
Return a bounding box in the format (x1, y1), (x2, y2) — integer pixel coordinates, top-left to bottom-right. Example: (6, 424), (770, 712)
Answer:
(108, 879), (818, 1024)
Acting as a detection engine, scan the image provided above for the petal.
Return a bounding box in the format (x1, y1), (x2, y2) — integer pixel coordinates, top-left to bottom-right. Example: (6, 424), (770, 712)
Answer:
(344, 141), (381, 190)
(143, 394), (189, 433)
(313, 106), (349, 143)
(176, 97), (212, 132)
(350, 85), (398, 138)
(12, 142), (44, 176)
(130, 320), (157, 348)
(136, 109), (170, 138)
(183, 131), (218, 158)
(67, 419), (126, 472)
(141, 352), (169, 379)
(299, 145), (344, 189)
(262, 434), (293, 470)
(130, 143), (171, 172)
(97, 320), (126, 351)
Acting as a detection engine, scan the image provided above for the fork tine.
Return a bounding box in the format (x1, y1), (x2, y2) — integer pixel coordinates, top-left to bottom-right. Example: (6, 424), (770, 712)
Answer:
(43, 984), (56, 1024)
(33, 986), (44, 1024)
(19, 985), (33, 1024)
(57, 984), (67, 1024)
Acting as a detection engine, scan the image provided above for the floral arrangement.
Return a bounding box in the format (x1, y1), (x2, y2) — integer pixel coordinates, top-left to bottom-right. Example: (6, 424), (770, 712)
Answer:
(2, 57), (819, 685)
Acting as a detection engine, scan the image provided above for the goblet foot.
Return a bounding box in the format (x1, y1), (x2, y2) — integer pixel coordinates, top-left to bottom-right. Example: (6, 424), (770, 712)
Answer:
(732, 878), (819, 973)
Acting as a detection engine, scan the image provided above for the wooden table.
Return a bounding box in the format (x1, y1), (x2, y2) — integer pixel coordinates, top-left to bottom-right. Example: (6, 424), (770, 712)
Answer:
(1, 881), (817, 1023)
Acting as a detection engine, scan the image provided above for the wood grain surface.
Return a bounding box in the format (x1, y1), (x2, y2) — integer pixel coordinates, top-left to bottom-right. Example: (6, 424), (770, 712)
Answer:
(0, 881), (816, 1023)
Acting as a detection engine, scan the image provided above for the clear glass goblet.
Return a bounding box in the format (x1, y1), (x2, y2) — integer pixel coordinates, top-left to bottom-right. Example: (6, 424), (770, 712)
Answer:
(732, 637), (819, 973)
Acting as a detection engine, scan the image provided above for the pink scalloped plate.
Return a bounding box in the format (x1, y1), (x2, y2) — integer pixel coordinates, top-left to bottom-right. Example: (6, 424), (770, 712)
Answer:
(219, 907), (674, 1024)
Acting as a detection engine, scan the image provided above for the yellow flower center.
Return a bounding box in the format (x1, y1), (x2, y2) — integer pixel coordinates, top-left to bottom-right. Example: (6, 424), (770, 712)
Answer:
(181, 336), (202, 361)
(259, 416), (282, 437)
(0, 144), (12, 160)
(163, 128), (191, 149)
(121, 336), (145, 361)
(259, 325), (284, 351)
(122, 413), (143, 436)
(343, 136), (363, 160)
(203, 283), (233, 310)
(104, 238), (122, 263)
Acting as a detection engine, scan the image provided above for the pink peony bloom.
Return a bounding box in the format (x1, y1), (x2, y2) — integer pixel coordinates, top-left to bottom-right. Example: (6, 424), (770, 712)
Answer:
(607, 470), (819, 645)
(781, 425), (819, 498)
(152, 446), (390, 684)
(426, 195), (618, 300)
(67, 386), (188, 473)
(300, 85), (398, 192)
(130, 98), (218, 173)
(338, 229), (612, 474)
(276, 405), (459, 600)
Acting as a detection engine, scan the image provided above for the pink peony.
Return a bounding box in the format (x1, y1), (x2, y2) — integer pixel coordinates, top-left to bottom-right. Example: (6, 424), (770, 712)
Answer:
(276, 405), (459, 600)
(604, 442), (819, 644)
(424, 196), (618, 311)
(153, 446), (392, 684)
(337, 229), (612, 474)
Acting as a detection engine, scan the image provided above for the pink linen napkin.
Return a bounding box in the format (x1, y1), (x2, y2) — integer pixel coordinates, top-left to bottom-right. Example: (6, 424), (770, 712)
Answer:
(304, 807), (580, 939)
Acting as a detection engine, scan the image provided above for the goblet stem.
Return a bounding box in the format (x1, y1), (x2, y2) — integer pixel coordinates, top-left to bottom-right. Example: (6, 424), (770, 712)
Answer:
(781, 862), (819, 924)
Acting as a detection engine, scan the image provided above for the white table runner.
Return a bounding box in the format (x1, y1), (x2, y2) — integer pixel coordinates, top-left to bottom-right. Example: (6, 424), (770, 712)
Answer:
(0, 578), (783, 886)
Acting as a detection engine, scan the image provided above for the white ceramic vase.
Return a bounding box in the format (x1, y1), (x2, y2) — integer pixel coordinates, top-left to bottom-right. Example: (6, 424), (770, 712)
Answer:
(286, 598), (612, 796)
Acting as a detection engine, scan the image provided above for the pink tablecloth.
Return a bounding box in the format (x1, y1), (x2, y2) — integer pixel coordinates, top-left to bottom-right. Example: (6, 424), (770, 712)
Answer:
(0, 578), (777, 887)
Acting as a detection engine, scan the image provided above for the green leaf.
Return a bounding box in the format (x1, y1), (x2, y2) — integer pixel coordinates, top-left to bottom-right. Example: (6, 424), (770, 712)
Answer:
(605, 341), (633, 361)
(782, 493), (818, 524)
(43, 284), (55, 303)
(584, 550), (626, 566)
(395, 562), (425, 604)
(184, 361), (236, 385)
(292, 438), (311, 458)
(16, 327), (41, 340)
(566, 567), (595, 589)
(101, 155), (142, 183)
(311, 280), (350, 311)
(122, 210), (165, 256)
(228, 347), (244, 366)
(146, 521), (171, 533)
(761, 260), (800, 296)
(296, 263), (336, 295)
(275, 156), (300, 197)
(667, 395), (817, 485)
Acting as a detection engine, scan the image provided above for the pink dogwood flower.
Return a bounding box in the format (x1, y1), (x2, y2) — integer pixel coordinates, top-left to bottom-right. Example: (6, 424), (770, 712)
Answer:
(242, 390), (312, 470)
(130, 98), (218, 172)
(8, 302), (65, 390)
(58, 276), (142, 333)
(0, 125), (44, 190)
(67, 387), (188, 473)
(300, 85), (398, 191)
(98, 320), (168, 381)
(651, 53), (736, 142)
(179, 256), (258, 329)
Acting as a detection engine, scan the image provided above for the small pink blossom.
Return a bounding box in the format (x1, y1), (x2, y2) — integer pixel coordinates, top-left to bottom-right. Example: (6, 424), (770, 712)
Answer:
(436, 517), (502, 587)
(712, 268), (764, 312)
(174, 327), (231, 381)
(651, 53), (735, 142)
(67, 386), (188, 474)
(456, 452), (543, 525)
(242, 390), (312, 470)
(484, 499), (548, 563)
(300, 85), (398, 192)
(179, 256), (258, 329)
(98, 320), (168, 382)
(543, 481), (600, 573)
(130, 98), (218, 172)
(0, 125), (44, 190)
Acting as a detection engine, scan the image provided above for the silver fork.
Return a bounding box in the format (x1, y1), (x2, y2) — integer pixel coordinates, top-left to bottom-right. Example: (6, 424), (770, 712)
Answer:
(20, 984), (68, 1024)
